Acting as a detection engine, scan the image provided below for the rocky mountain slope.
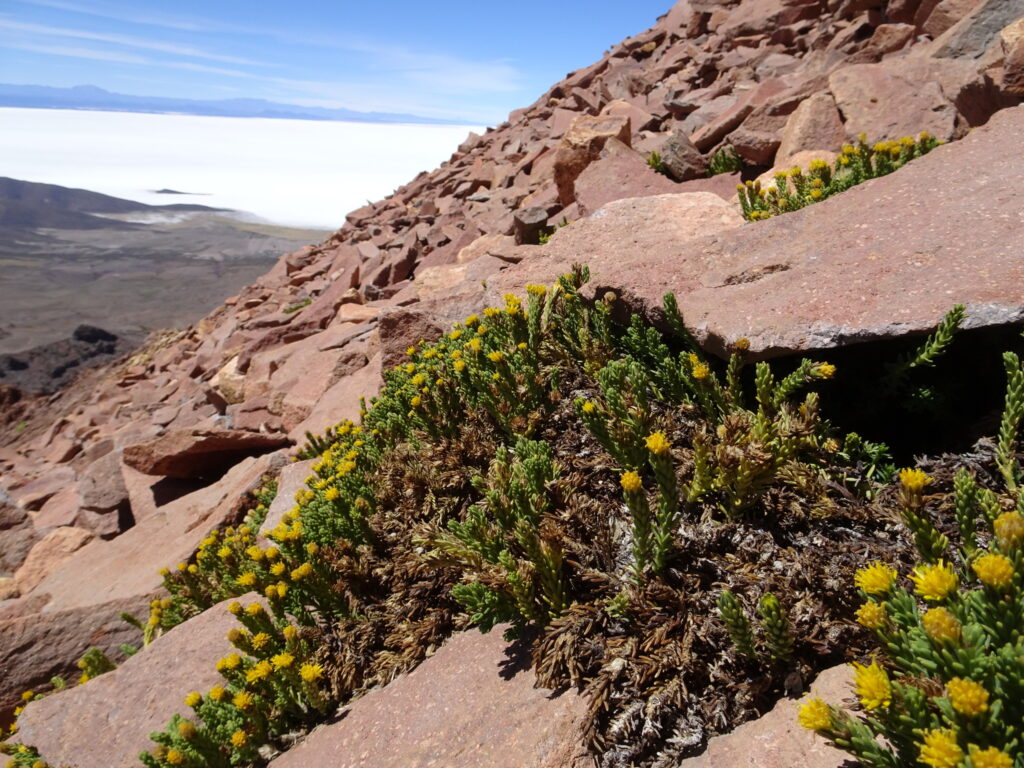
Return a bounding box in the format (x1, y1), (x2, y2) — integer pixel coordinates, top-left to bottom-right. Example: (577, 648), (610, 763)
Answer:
(2, 0), (1024, 765)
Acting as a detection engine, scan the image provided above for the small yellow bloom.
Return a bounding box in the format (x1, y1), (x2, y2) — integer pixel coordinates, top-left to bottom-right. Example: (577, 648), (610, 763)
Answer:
(306, 542), (319, 556)
(291, 562), (314, 581)
(184, 691), (202, 708)
(405, 346), (415, 356)
(691, 362), (710, 380)
(911, 561), (958, 602)
(208, 685), (226, 701)
(236, 571), (257, 588)
(968, 746), (1013, 768)
(300, 663), (324, 682)
(245, 602), (264, 616)
(797, 697), (833, 732)
(946, 677), (988, 716)
(851, 660), (891, 710)
(270, 562), (286, 577)
(251, 632), (271, 649)
(165, 749), (185, 765)
(620, 471), (643, 493)
(410, 396), (422, 407)
(918, 728), (963, 768)
(217, 546), (232, 560)
(272, 652), (295, 669)
(454, 360), (466, 372)
(324, 486), (340, 501)
(227, 601), (243, 616)
(972, 552), (1014, 589)
(526, 283), (547, 296)
(645, 432), (670, 456)
(855, 601), (888, 630)
(581, 400), (596, 414)
(855, 562), (898, 595)
(994, 511), (1024, 550)
(283, 625), (298, 642)
(246, 660), (273, 683)
(177, 720), (197, 739)
(921, 606), (961, 644)
(230, 729), (248, 748)
(21, 690), (34, 701)
(815, 363), (836, 379)
(898, 467), (931, 493)
(223, 653), (242, 670)
(487, 350), (504, 363)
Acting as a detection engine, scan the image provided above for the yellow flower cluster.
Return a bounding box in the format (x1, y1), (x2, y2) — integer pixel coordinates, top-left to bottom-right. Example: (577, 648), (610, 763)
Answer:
(645, 432), (670, 456)
(797, 697), (833, 732)
(851, 660), (891, 710)
(855, 562), (897, 595)
(972, 552), (1014, 589)
(620, 471), (643, 493)
(946, 677), (989, 716)
(918, 728), (963, 768)
(855, 601), (888, 630)
(898, 467), (931, 493)
(921, 606), (961, 644)
(911, 561), (958, 601)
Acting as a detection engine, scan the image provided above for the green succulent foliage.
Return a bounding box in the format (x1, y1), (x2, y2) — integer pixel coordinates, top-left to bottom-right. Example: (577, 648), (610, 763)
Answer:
(707, 145), (743, 176)
(738, 132), (939, 221)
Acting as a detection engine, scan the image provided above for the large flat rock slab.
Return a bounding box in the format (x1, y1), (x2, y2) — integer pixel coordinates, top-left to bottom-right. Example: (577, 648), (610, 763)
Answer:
(16, 595), (257, 768)
(123, 427), (291, 478)
(492, 105), (1024, 359)
(269, 628), (590, 768)
(679, 665), (851, 768)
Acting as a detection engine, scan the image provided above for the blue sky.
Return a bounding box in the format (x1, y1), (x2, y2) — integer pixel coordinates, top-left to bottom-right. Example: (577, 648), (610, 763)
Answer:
(1, 0), (674, 124)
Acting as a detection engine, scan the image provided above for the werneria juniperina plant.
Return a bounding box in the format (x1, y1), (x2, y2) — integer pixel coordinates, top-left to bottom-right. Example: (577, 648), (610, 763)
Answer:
(798, 352), (1024, 768)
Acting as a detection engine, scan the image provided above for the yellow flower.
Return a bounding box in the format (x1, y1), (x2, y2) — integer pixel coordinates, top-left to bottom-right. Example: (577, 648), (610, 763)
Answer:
(449, 329), (463, 340)
(223, 653), (242, 670)
(968, 746), (1013, 768)
(454, 360), (466, 372)
(410, 396), (422, 407)
(251, 632), (271, 649)
(691, 362), (710, 380)
(230, 729), (248, 748)
(270, 562), (286, 577)
(467, 338), (482, 353)
(810, 188), (823, 199)
(246, 660), (273, 683)
(797, 697), (833, 732)
(918, 729), (963, 768)
(851, 660), (891, 710)
(855, 601), (888, 630)
(921, 606), (961, 644)
(245, 602), (264, 616)
(645, 432), (670, 455)
(899, 467), (931, 493)
(246, 545), (264, 562)
(265, 546), (279, 560)
(177, 720), (197, 739)
(620, 471), (643, 493)
(306, 542), (319, 556)
(946, 677), (988, 716)
(526, 283), (547, 296)
(464, 314), (479, 326)
(815, 363), (836, 379)
(911, 561), (958, 601)
(405, 345), (416, 356)
(217, 546), (232, 560)
(483, 307), (500, 318)
(272, 652), (294, 669)
(300, 663), (324, 682)
(209, 685), (227, 701)
(165, 749), (185, 765)
(291, 562), (314, 581)
(994, 511), (1024, 550)
(227, 601), (243, 616)
(283, 625), (298, 642)
(226, 628), (245, 645)
(236, 572), (257, 588)
(581, 401), (596, 414)
(184, 691), (202, 708)
(972, 552), (1014, 589)
(855, 562), (898, 595)
(275, 582), (288, 598)
(487, 351), (504, 363)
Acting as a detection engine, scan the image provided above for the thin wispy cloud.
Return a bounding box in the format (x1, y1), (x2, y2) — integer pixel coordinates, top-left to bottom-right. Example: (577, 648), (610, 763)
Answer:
(7, 41), (149, 64)
(0, 18), (263, 65)
(12, 0), (207, 32)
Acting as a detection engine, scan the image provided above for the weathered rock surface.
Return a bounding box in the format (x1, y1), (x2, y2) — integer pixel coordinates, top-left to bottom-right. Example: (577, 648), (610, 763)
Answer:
(494, 105), (1024, 359)
(16, 595), (261, 768)
(14, 526), (93, 593)
(122, 428), (291, 478)
(268, 627), (590, 768)
(679, 665), (852, 768)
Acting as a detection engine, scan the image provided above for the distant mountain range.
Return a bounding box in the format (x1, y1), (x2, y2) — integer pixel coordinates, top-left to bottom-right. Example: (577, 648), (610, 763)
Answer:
(0, 83), (465, 124)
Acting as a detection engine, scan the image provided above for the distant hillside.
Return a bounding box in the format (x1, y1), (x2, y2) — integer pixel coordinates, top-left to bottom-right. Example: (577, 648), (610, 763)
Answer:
(0, 177), (222, 230)
(0, 84), (465, 125)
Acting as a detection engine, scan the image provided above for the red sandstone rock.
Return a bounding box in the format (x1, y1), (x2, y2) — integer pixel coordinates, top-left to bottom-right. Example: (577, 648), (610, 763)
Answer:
(268, 628), (589, 768)
(291, 355), (383, 442)
(553, 113), (632, 206)
(14, 526), (93, 593)
(574, 138), (682, 217)
(16, 595), (264, 768)
(0, 593), (154, 718)
(679, 665), (851, 768)
(776, 91), (848, 164)
(122, 428), (291, 479)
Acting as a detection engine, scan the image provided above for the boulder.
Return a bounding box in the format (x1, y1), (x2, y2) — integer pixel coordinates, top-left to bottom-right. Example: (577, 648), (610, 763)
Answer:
(574, 138), (682, 217)
(377, 307), (448, 370)
(659, 130), (709, 181)
(0, 593), (153, 718)
(0, 499), (36, 576)
(291, 355), (383, 443)
(679, 665), (851, 768)
(16, 595), (263, 768)
(491, 105), (1024, 360)
(513, 206), (554, 245)
(14, 526), (93, 593)
(268, 628), (589, 768)
(930, 0), (1024, 59)
(259, 459), (315, 539)
(829, 62), (962, 141)
(553, 114), (632, 206)
(122, 428), (291, 479)
(776, 92), (848, 165)
(32, 486), (80, 530)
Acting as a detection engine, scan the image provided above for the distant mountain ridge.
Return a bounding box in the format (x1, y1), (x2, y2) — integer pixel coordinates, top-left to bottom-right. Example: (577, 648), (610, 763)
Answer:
(0, 83), (466, 124)
(0, 176), (223, 230)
